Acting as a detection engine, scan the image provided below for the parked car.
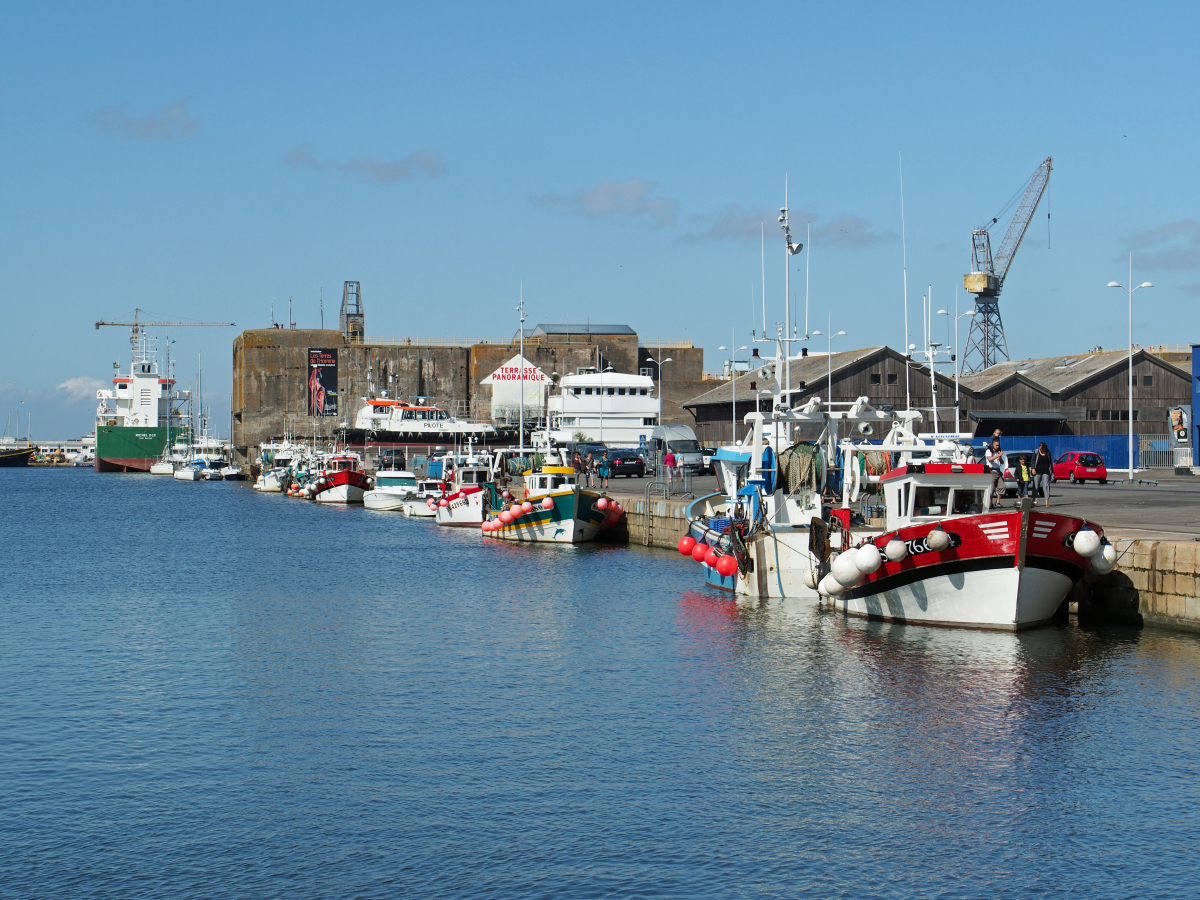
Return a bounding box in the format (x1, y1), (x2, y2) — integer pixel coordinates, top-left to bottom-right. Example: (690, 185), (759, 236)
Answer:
(700, 446), (718, 475)
(1052, 451), (1108, 484)
(607, 448), (645, 478)
(649, 425), (704, 473)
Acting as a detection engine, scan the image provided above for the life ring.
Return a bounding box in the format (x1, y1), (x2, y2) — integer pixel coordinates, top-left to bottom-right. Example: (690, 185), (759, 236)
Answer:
(849, 453), (862, 503)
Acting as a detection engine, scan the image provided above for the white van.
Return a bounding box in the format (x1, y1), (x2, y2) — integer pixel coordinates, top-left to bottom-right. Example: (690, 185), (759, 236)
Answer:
(650, 425), (704, 473)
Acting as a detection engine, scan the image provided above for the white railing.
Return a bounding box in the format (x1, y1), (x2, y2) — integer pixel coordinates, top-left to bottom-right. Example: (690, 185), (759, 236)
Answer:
(1138, 434), (1174, 468)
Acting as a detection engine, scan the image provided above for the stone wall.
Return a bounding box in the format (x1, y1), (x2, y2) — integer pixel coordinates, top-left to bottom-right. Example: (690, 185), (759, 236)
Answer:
(1078, 539), (1200, 632)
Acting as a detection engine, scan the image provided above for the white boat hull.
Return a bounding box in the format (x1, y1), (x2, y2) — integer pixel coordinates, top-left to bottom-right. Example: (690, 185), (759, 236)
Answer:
(149, 461), (174, 475)
(364, 489), (412, 511)
(313, 483), (365, 503)
(488, 516), (598, 544)
(402, 500), (437, 518)
(825, 562), (1071, 631)
(173, 468), (202, 481)
(435, 490), (486, 527)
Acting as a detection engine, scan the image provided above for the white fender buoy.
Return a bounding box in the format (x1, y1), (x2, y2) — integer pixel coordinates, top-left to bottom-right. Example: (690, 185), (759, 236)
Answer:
(855, 543), (882, 574)
(1073, 527), (1102, 558)
(819, 572), (845, 596)
(926, 525), (951, 552)
(803, 567), (820, 590)
(832, 549), (864, 588)
(885, 538), (908, 562)
(1090, 542), (1118, 575)
(850, 457), (861, 503)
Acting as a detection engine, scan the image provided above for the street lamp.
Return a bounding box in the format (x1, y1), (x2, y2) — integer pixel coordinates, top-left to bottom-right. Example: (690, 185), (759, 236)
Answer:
(938, 305), (972, 433)
(1109, 255), (1154, 483)
(719, 335), (749, 445)
(646, 356), (672, 424)
(598, 363), (614, 445)
(812, 316), (847, 404)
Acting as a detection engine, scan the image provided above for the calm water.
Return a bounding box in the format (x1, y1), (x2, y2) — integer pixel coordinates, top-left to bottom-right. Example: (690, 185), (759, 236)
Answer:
(3, 468), (1199, 898)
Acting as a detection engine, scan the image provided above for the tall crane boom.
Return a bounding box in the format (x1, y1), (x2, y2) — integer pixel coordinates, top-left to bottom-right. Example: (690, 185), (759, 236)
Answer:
(961, 157), (1052, 374)
(95, 308), (235, 358)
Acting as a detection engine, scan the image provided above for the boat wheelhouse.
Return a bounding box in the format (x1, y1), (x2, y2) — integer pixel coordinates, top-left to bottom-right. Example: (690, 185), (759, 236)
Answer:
(547, 373), (658, 448)
(312, 453), (371, 504)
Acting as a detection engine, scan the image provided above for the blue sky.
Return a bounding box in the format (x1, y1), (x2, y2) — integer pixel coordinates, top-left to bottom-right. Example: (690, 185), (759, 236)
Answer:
(3, 3), (1198, 438)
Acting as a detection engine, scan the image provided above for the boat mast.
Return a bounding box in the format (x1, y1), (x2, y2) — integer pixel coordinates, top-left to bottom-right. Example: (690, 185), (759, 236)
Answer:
(517, 283), (526, 455)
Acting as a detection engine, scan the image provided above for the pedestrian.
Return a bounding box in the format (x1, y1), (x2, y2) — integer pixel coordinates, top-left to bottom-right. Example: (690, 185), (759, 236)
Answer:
(991, 428), (1003, 449)
(572, 451), (584, 480)
(985, 438), (1006, 507)
(1032, 442), (1052, 507)
(1016, 454), (1031, 499)
(599, 451), (611, 489)
(663, 448), (676, 487)
(584, 451), (595, 488)
(762, 435), (775, 494)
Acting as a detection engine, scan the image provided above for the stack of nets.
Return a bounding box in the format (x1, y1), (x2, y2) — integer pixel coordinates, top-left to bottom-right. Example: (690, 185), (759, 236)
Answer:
(776, 442), (824, 494)
(861, 450), (892, 477)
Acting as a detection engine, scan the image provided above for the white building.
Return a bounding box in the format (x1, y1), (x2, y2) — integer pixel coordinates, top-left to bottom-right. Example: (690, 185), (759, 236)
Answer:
(481, 354), (548, 422)
(547, 373), (658, 448)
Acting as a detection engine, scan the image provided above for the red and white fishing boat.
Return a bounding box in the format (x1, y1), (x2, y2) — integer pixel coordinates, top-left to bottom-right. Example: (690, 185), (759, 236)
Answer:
(819, 461), (1112, 630)
(312, 453), (371, 504)
(683, 405), (1116, 631)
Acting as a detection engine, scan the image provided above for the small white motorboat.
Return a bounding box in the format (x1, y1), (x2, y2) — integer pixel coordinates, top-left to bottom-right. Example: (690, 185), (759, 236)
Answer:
(149, 460), (175, 475)
(173, 462), (204, 481)
(364, 470), (419, 511)
(402, 480), (446, 518)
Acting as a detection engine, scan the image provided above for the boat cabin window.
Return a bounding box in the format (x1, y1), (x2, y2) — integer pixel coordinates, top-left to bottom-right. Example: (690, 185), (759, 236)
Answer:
(461, 472), (476, 483)
(550, 476), (571, 489)
(912, 487), (950, 513)
(912, 486), (950, 517)
(951, 488), (986, 515)
(537, 477), (548, 490)
(903, 483), (911, 517)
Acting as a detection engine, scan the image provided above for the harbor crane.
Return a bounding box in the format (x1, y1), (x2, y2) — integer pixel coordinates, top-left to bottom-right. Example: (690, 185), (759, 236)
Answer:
(95, 308), (235, 357)
(962, 156), (1052, 373)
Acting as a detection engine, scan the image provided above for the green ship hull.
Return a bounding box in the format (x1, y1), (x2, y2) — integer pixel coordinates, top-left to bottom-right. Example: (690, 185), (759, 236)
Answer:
(95, 425), (176, 472)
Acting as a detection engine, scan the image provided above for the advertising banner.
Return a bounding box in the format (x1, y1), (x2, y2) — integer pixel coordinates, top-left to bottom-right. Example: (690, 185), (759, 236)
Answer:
(308, 348), (338, 417)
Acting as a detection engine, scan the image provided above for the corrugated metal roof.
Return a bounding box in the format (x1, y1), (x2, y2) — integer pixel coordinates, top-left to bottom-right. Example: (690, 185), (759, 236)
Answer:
(682, 347), (888, 407)
(957, 348), (1187, 395)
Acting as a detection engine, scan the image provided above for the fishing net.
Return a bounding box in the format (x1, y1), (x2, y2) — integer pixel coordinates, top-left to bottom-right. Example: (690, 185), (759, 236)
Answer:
(777, 442), (824, 494)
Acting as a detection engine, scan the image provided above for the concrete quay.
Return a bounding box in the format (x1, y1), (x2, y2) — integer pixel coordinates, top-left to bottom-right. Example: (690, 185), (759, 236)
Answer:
(602, 474), (1200, 634)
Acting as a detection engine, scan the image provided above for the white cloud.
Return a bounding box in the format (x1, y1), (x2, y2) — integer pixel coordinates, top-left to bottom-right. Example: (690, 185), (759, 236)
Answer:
(56, 377), (106, 400)
(91, 100), (199, 139)
(1124, 219), (1200, 269)
(680, 205), (892, 247)
(535, 178), (679, 226)
(283, 144), (446, 183)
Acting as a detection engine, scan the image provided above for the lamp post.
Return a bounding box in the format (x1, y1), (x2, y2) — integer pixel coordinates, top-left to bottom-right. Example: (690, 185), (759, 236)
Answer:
(719, 334), (749, 445)
(1109, 256), (1153, 483)
(938, 305), (971, 433)
(812, 314), (847, 405)
(598, 363), (614, 445)
(646, 356), (672, 424)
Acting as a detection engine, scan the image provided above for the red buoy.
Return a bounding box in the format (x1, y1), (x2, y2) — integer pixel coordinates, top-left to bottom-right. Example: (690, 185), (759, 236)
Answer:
(691, 542), (708, 562)
(716, 554), (738, 578)
(678, 536), (697, 556)
(704, 547), (720, 567)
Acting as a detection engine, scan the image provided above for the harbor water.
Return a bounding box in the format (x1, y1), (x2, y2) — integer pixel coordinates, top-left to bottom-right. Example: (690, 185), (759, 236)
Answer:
(3, 468), (1199, 898)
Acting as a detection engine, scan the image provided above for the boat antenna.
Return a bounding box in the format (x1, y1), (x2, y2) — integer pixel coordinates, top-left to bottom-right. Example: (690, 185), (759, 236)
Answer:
(760, 222), (766, 337)
(805, 222), (811, 339)
(900, 151), (911, 412)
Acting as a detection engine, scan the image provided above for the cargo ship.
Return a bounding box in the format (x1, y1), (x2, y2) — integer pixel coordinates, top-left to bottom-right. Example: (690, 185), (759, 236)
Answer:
(94, 335), (187, 472)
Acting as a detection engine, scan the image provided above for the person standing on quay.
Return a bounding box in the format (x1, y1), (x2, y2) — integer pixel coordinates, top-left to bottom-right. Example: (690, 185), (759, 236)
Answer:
(1033, 442), (1052, 507)
(663, 449), (677, 488)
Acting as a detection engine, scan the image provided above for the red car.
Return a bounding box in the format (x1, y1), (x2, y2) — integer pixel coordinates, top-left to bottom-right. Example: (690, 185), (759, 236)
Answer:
(1051, 451), (1108, 484)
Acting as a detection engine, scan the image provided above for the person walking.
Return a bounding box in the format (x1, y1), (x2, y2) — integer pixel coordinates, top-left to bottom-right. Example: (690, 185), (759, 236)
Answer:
(584, 451), (595, 488)
(599, 450), (611, 490)
(1032, 442), (1052, 507)
(1016, 454), (1031, 500)
(663, 449), (677, 488)
(985, 438), (1006, 507)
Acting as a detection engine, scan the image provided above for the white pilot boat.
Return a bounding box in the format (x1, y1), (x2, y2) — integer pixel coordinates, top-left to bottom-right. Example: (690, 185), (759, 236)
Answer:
(348, 392), (496, 446)
(483, 465), (622, 544)
(364, 470), (419, 511)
